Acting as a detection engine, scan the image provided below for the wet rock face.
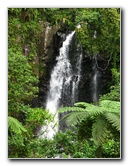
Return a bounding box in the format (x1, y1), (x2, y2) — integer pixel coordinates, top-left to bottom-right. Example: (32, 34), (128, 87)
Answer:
(31, 23), (60, 107)
(78, 55), (112, 103)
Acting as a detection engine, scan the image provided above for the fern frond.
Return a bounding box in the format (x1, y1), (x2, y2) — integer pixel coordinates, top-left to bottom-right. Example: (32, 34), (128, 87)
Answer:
(92, 116), (108, 146)
(58, 100), (120, 133)
(74, 102), (93, 108)
(65, 111), (89, 126)
(58, 106), (86, 113)
(75, 102), (104, 116)
(99, 100), (120, 113)
(8, 116), (27, 134)
(104, 112), (120, 131)
(58, 103), (105, 127)
(86, 106), (104, 116)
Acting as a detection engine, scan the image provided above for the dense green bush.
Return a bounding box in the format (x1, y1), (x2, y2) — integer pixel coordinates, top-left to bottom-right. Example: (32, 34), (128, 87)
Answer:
(8, 49), (52, 158)
(23, 129), (120, 158)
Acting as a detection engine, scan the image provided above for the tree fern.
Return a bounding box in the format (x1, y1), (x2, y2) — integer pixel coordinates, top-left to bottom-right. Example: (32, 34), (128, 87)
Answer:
(59, 106), (86, 113)
(58, 100), (120, 146)
(58, 103), (104, 117)
(92, 115), (108, 146)
(74, 102), (93, 108)
(99, 100), (120, 113)
(62, 111), (89, 126)
(58, 100), (120, 126)
(85, 105), (104, 116)
(104, 112), (120, 131)
(8, 116), (27, 134)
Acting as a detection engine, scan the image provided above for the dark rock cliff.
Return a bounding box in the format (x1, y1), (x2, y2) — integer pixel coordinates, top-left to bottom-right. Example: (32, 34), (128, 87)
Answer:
(79, 55), (111, 103)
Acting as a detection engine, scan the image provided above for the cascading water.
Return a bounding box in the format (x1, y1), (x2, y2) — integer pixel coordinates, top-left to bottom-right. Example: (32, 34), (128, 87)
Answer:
(41, 31), (83, 138)
(91, 30), (99, 103)
(71, 45), (83, 104)
(92, 55), (99, 103)
(41, 31), (83, 139)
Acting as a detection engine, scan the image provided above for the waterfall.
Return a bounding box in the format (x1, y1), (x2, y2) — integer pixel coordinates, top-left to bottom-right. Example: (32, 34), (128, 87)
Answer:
(41, 31), (83, 139)
(71, 45), (83, 104)
(91, 30), (99, 103)
(92, 55), (100, 103)
(40, 31), (83, 138)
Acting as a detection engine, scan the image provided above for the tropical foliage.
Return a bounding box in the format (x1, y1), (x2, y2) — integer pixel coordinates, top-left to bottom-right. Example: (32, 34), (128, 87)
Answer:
(58, 100), (120, 145)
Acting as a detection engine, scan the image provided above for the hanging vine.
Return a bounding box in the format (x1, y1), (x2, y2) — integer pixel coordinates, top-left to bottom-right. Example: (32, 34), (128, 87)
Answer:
(95, 53), (113, 71)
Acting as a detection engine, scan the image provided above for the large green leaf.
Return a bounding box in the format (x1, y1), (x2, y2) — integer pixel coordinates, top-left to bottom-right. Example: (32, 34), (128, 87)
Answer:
(99, 100), (120, 113)
(75, 102), (105, 116)
(58, 100), (120, 132)
(65, 112), (89, 126)
(58, 106), (86, 113)
(92, 116), (108, 146)
(74, 102), (93, 108)
(104, 112), (120, 131)
(8, 116), (27, 134)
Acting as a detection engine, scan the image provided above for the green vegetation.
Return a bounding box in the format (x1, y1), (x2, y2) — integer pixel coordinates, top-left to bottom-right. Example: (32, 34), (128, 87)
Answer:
(58, 100), (120, 158)
(8, 8), (120, 158)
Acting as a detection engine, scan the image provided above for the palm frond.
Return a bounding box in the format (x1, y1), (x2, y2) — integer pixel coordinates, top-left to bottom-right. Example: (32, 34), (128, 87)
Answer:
(8, 116), (27, 134)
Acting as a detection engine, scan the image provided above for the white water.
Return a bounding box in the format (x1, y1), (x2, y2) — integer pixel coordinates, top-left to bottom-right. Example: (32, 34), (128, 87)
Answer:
(71, 46), (83, 103)
(92, 69), (98, 102)
(92, 55), (100, 103)
(41, 31), (76, 139)
(92, 30), (98, 102)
